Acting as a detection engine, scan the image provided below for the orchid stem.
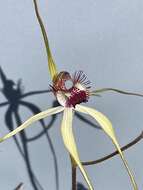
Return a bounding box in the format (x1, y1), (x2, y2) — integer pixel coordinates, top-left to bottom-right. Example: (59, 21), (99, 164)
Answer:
(70, 156), (77, 190)
(82, 131), (143, 166)
(72, 165), (77, 190)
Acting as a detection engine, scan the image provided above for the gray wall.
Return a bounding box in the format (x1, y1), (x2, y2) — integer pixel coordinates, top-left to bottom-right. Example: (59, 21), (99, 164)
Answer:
(0, 0), (143, 189)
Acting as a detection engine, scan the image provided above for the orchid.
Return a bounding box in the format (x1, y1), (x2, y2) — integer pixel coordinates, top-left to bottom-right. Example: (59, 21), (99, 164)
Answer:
(1, 0), (143, 190)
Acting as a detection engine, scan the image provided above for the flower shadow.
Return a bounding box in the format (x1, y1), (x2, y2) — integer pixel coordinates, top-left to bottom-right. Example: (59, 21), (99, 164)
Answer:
(0, 66), (100, 190)
(0, 66), (57, 190)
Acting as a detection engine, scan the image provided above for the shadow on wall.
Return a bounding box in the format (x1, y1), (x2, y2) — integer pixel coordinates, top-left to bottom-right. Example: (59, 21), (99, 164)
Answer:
(77, 182), (88, 190)
(0, 66), (59, 190)
(0, 66), (100, 190)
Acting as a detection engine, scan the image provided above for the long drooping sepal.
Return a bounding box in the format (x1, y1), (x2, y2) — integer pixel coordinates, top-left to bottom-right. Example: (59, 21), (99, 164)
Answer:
(61, 108), (94, 190)
(91, 88), (143, 98)
(75, 105), (138, 190)
(33, 0), (58, 80)
(0, 106), (64, 142)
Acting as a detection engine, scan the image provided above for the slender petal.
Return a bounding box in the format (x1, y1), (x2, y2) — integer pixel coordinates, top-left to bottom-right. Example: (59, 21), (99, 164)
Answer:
(33, 0), (58, 80)
(61, 108), (94, 190)
(0, 106), (64, 142)
(20, 101), (59, 190)
(91, 88), (143, 98)
(20, 101), (47, 128)
(75, 105), (138, 190)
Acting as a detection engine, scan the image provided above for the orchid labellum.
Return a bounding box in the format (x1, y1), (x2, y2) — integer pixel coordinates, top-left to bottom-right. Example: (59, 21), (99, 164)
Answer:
(1, 0), (142, 190)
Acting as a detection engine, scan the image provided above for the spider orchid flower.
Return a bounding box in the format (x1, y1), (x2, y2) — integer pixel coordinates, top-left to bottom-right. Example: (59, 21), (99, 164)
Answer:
(0, 69), (139, 190)
(0, 0), (142, 190)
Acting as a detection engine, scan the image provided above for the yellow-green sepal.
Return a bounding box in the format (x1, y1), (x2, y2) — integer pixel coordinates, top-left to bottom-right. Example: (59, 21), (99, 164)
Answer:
(61, 108), (94, 190)
(75, 105), (138, 190)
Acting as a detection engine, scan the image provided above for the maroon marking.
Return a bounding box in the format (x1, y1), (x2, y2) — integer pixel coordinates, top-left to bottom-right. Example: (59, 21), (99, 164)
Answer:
(66, 87), (89, 107)
(50, 71), (91, 107)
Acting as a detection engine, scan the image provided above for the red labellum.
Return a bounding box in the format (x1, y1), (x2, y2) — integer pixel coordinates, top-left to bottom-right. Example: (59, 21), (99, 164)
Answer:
(51, 71), (91, 107)
(66, 87), (89, 107)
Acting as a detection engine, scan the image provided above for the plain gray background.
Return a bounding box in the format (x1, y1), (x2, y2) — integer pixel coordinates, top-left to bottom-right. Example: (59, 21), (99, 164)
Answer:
(0, 0), (143, 189)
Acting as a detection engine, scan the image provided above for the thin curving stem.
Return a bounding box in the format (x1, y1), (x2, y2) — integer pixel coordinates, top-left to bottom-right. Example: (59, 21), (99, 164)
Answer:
(82, 131), (143, 166)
